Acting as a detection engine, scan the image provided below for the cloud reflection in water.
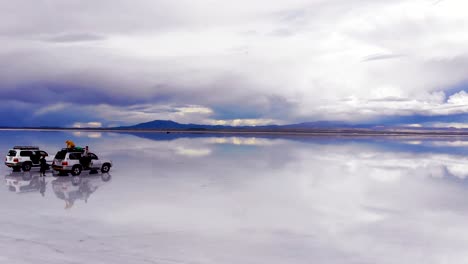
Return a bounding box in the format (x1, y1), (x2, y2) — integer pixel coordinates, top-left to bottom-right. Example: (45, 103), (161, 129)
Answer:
(1, 132), (468, 263)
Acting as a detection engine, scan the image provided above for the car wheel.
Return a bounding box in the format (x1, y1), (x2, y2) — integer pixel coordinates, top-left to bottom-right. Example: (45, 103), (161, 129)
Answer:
(71, 176), (82, 186)
(22, 162), (32, 172)
(71, 166), (82, 176)
(101, 173), (112, 182)
(101, 164), (110, 173)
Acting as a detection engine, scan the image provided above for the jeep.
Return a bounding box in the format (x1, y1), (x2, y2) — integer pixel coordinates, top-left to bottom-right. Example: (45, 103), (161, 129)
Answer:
(52, 148), (112, 176)
(4, 146), (51, 171)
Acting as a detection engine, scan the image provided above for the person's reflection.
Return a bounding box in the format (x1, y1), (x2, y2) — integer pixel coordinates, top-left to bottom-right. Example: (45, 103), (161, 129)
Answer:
(51, 173), (112, 210)
(39, 176), (46, 197)
(4, 171), (49, 196)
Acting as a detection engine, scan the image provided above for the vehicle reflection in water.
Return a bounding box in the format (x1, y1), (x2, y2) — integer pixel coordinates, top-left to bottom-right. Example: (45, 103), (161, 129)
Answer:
(51, 173), (112, 209)
(4, 171), (48, 196)
(4, 171), (112, 209)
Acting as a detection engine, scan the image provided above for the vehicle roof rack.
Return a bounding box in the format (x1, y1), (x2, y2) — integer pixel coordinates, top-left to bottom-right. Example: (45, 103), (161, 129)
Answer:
(13, 146), (39, 150)
(61, 147), (85, 153)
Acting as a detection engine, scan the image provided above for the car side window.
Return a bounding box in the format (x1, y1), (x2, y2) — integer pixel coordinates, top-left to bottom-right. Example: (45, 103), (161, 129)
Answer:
(69, 153), (82, 160)
(20, 151), (33, 157)
(89, 153), (98, 160)
(39, 151), (48, 156)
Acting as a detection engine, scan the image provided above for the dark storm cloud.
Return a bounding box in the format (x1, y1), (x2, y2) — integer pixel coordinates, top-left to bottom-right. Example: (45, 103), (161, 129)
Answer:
(0, 81), (180, 108)
(0, 100), (95, 127)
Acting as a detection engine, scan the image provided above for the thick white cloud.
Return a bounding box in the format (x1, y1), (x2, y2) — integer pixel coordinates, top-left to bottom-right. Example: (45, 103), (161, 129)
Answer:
(317, 91), (468, 121)
(1, 0), (468, 123)
(72, 121), (102, 128)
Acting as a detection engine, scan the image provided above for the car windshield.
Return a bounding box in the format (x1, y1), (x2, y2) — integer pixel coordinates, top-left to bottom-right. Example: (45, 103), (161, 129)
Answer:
(54, 150), (67, 160)
(7, 150), (16, 156)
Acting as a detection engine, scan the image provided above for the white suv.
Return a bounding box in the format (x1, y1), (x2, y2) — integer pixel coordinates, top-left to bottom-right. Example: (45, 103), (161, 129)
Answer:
(52, 148), (112, 176)
(4, 146), (51, 171)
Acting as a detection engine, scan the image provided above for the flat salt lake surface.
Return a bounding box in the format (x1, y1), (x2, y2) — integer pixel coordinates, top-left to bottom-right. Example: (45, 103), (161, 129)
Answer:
(2, 131), (468, 263)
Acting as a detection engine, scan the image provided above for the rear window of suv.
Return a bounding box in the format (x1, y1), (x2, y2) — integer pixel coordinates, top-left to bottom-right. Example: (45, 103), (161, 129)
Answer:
(7, 150), (16, 156)
(69, 153), (82, 160)
(54, 150), (67, 160)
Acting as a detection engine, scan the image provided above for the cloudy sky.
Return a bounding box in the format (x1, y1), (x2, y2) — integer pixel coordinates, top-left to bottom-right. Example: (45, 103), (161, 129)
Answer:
(1, 0), (468, 127)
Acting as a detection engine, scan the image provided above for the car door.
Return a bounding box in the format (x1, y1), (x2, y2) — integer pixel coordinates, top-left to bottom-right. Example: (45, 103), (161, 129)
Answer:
(69, 153), (82, 167)
(31, 151), (42, 165)
(20, 151), (34, 164)
(88, 153), (102, 168)
(39, 151), (53, 164)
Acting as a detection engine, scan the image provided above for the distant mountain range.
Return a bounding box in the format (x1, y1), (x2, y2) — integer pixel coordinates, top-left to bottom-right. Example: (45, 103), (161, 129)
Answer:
(118, 119), (461, 132)
(119, 120), (371, 130)
(1, 119), (467, 135)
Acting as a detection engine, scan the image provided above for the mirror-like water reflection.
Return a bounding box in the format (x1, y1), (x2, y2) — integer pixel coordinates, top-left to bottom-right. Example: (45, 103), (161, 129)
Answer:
(5, 171), (111, 208)
(1, 131), (468, 263)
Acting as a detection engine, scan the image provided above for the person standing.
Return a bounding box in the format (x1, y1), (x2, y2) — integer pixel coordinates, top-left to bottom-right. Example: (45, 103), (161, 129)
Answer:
(39, 155), (48, 176)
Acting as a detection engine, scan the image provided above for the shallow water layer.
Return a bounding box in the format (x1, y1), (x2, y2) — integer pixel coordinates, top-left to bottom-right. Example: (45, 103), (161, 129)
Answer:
(1, 131), (468, 264)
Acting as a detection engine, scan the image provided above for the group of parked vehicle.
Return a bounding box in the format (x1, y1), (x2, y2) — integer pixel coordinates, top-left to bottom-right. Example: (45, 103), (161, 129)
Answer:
(4, 144), (112, 176)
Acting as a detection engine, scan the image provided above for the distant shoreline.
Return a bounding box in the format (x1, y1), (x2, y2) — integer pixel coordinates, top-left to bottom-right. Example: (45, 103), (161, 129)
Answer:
(3, 127), (468, 137)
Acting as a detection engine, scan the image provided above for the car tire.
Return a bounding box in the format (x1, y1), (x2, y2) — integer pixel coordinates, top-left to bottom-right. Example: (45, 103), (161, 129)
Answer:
(101, 163), (111, 173)
(101, 173), (112, 182)
(71, 165), (82, 176)
(22, 162), (32, 172)
(71, 176), (82, 186)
